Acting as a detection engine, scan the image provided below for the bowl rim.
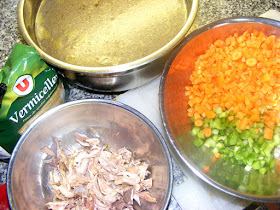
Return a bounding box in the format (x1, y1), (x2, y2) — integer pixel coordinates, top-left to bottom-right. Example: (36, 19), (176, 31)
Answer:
(17, 0), (199, 74)
(7, 99), (173, 209)
(159, 16), (280, 203)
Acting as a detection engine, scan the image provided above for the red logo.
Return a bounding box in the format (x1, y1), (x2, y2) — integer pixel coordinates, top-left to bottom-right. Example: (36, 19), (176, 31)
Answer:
(13, 75), (34, 96)
(16, 78), (30, 92)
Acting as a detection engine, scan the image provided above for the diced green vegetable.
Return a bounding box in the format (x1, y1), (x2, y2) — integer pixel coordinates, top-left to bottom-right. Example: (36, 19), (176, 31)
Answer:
(213, 107), (223, 114)
(194, 138), (204, 147)
(204, 138), (216, 148)
(192, 126), (200, 136)
(197, 131), (205, 139)
(252, 161), (261, 170)
(218, 112), (227, 118)
(191, 106), (279, 174)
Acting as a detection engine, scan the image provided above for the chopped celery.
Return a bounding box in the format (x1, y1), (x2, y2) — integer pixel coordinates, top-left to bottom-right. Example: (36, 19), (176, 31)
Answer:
(219, 130), (226, 135)
(243, 139), (248, 146)
(216, 142), (224, 149)
(218, 112), (227, 118)
(213, 106), (223, 114)
(228, 119), (238, 128)
(204, 138), (216, 148)
(240, 130), (251, 140)
(253, 146), (260, 154)
(218, 136), (226, 141)
(229, 131), (239, 145)
(191, 107), (279, 174)
(212, 147), (219, 154)
(213, 118), (223, 129)
(204, 118), (211, 124)
(194, 138), (204, 147)
(247, 157), (254, 166)
(197, 131), (205, 139)
(212, 135), (219, 142)
(224, 138), (229, 146)
(253, 122), (258, 128)
(203, 123), (209, 129)
(225, 128), (233, 136)
(245, 165), (252, 171)
(226, 109), (234, 116)
(248, 137), (254, 148)
(212, 129), (219, 135)
(274, 126), (280, 134)
(209, 119), (214, 129)
(252, 161), (261, 170)
(260, 142), (268, 151)
(257, 122), (264, 129)
(192, 126), (200, 136)
(259, 167), (267, 175)
(236, 127), (242, 133)
(237, 139), (243, 146)
(269, 159), (276, 169)
(257, 136), (264, 145)
(234, 146), (241, 153)
(249, 127), (259, 135)
(273, 134), (280, 146)
(230, 157), (236, 164)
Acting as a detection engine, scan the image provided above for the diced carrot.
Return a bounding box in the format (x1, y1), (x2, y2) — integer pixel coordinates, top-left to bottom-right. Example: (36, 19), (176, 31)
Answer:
(264, 127), (273, 140)
(204, 127), (212, 138)
(194, 113), (201, 120)
(260, 73), (270, 82)
(184, 29), (280, 135)
(225, 101), (232, 110)
(215, 152), (222, 159)
(228, 116), (234, 121)
(264, 120), (275, 129)
(246, 58), (257, 67)
(239, 117), (249, 130)
(212, 156), (218, 162)
(250, 113), (260, 122)
(212, 153), (222, 163)
(236, 112), (245, 120)
(205, 110), (216, 119)
(203, 166), (210, 173)
(194, 118), (203, 127)
(262, 86), (273, 97)
(232, 51), (242, 61)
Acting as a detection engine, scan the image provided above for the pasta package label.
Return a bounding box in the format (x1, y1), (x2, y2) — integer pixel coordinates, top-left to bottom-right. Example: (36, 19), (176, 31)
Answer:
(0, 43), (64, 158)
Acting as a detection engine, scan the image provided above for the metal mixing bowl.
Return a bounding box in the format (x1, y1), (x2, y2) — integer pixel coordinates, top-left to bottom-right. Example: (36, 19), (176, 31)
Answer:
(17, 0), (198, 92)
(159, 17), (280, 202)
(7, 99), (173, 209)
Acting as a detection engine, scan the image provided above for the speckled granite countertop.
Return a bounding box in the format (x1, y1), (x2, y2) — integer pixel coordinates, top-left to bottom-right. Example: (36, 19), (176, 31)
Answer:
(1, 0), (280, 209)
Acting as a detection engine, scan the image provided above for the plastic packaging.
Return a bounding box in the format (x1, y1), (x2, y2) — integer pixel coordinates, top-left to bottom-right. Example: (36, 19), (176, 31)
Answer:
(0, 43), (64, 159)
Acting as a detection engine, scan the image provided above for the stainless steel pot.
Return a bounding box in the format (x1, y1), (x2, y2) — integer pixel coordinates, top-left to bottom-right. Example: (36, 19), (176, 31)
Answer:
(17, 0), (198, 92)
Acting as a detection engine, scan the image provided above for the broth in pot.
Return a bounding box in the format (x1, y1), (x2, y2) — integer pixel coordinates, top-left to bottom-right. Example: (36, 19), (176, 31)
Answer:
(35, 0), (188, 67)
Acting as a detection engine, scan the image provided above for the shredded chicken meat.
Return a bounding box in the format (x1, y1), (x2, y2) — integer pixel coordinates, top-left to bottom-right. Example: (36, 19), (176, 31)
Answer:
(44, 132), (157, 210)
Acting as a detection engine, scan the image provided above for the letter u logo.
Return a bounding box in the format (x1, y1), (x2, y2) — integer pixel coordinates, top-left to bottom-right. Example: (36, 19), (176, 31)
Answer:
(16, 78), (29, 92)
(13, 75), (34, 96)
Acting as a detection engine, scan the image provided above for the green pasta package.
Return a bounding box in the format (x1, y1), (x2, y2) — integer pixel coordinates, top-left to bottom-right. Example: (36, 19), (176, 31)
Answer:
(0, 43), (64, 159)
